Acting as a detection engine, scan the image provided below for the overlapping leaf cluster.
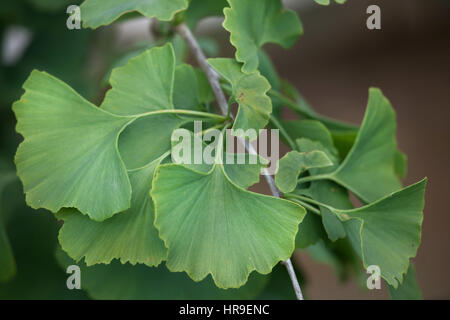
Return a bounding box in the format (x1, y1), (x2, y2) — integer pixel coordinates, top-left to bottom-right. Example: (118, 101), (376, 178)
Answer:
(6, 0), (427, 299)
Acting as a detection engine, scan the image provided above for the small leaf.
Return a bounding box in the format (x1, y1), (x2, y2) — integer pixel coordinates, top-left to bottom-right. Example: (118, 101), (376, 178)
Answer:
(195, 69), (215, 105)
(309, 181), (351, 241)
(56, 156), (167, 267)
(151, 135), (305, 288)
(297, 138), (350, 241)
(330, 88), (403, 203)
(337, 179), (427, 287)
(13, 71), (132, 221)
(171, 130), (265, 189)
(80, 0), (189, 29)
(388, 264), (422, 300)
(275, 150), (332, 193)
(282, 120), (338, 157)
(173, 64), (214, 111)
(223, 153), (267, 189)
(280, 81), (358, 158)
(208, 58), (272, 138)
(295, 212), (327, 249)
(223, 0), (303, 73)
(102, 43), (176, 115)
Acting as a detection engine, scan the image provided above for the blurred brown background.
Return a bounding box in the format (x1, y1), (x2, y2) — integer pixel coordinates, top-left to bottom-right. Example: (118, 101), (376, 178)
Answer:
(196, 0), (450, 299)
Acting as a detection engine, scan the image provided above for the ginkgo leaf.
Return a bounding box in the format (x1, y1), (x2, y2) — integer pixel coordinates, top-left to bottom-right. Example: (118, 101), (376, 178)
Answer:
(297, 138), (350, 241)
(279, 81), (359, 159)
(13, 70), (132, 221)
(275, 150), (332, 193)
(208, 58), (272, 137)
(100, 44), (220, 170)
(174, 64), (201, 111)
(151, 135), (305, 288)
(80, 0), (189, 29)
(195, 69), (215, 106)
(185, 0), (228, 28)
(223, 154), (267, 189)
(56, 155), (168, 267)
(101, 43), (175, 116)
(171, 130), (266, 189)
(118, 114), (188, 170)
(336, 179), (427, 288)
(282, 120), (337, 156)
(328, 88), (403, 203)
(56, 248), (269, 300)
(388, 264), (422, 300)
(223, 0), (303, 73)
(295, 212), (327, 249)
(173, 64), (214, 111)
(0, 170), (17, 282)
(309, 181), (351, 241)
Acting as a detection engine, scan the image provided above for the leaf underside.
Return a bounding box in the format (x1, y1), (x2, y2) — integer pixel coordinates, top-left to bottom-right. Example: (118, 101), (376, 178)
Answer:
(152, 162), (305, 288)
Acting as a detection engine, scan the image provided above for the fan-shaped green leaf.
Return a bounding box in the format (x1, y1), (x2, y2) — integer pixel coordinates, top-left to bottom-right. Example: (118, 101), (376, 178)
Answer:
(173, 64), (212, 111)
(337, 179), (427, 287)
(56, 155), (168, 267)
(13, 70), (132, 221)
(329, 88), (402, 203)
(223, 153), (267, 189)
(278, 81), (359, 159)
(282, 120), (338, 157)
(208, 58), (272, 137)
(80, 0), (189, 29)
(223, 0), (303, 73)
(171, 130), (265, 188)
(151, 135), (305, 288)
(100, 45), (219, 170)
(275, 150), (332, 193)
(102, 44), (176, 116)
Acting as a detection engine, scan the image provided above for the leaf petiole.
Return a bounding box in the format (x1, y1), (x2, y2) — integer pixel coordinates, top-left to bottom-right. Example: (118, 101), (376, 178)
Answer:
(127, 109), (227, 122)
(297, 173), (332, 184)
(285, 193), (335, 213)
(285, 197), (321, 216)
